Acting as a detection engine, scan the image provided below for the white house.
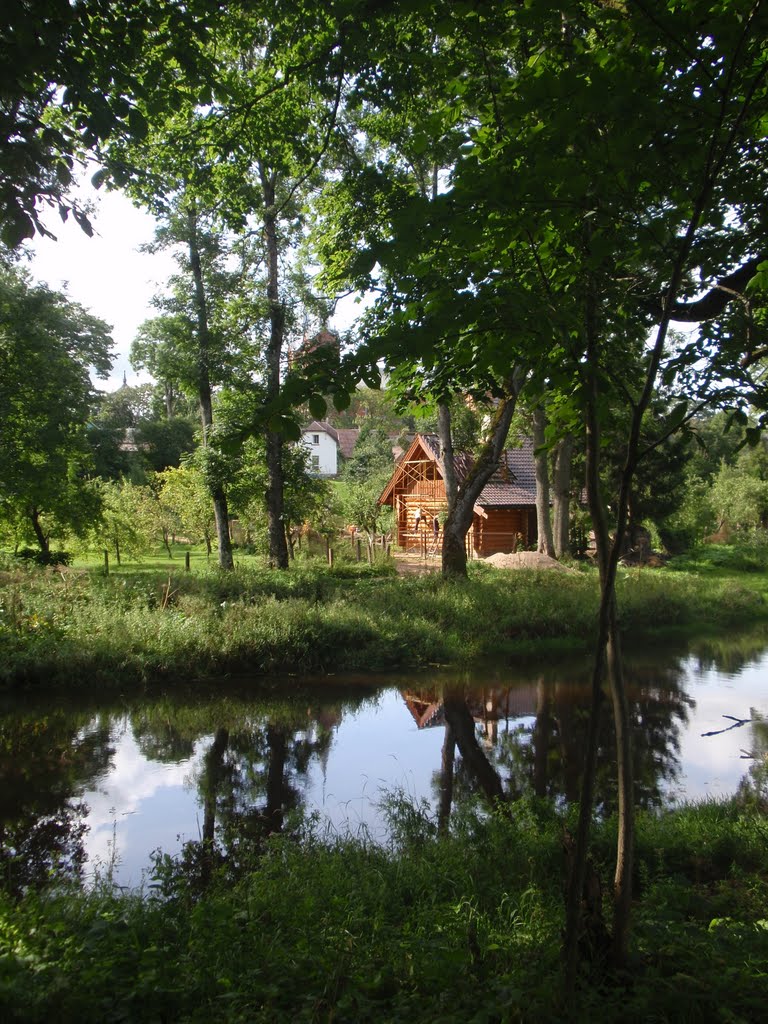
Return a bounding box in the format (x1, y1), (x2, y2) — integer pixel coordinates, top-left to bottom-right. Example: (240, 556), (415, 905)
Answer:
(301, 421), (341, 476)
(300, 421), (362, 476)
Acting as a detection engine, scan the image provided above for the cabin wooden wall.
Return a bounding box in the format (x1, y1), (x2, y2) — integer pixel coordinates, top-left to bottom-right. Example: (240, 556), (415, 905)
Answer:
(396, 496), (536, 556)
(473, 508), (533, 556)
(397, 495), (445, 552)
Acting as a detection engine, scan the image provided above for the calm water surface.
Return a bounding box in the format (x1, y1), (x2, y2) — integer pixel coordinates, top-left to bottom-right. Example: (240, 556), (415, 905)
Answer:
(1, 630), (767, 889)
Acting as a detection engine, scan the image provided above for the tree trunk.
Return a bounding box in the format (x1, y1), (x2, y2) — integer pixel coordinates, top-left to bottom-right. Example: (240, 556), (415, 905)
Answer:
(29, 507), (49, 558)
(533, 406), (555, 557)
(186, 204), (234, 572)
(261, 168), (289, 570)
(564, 279), (616, 989)
(164, 382), (175, 419)
(438, 373), (524, 579)
(552, 434), (573, 558)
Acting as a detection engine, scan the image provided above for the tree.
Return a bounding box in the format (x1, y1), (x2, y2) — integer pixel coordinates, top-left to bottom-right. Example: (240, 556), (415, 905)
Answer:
(319, 0), (768, 979)
(101, 4), (354, 570)
(158, 464), (216, 554)
(0, 0), (227, 245)
(0, 259), (112, 556)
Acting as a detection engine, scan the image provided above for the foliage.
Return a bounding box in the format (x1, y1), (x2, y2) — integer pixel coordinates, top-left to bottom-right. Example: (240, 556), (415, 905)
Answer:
(0, 797), (766, 1022)
(340, 425), (394, 483)
(1, 558), (766, 691)
(157, 464), (215, 552)
(0, 0), (226, 245)
(0, 260), (112, 554)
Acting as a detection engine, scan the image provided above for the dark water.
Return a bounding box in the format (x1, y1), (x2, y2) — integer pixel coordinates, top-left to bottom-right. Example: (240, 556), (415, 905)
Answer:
(1, 630), (767, 889)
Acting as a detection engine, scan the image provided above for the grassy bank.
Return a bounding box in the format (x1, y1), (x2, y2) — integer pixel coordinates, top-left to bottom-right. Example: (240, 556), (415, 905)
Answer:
(1, 553), (767, 689)
(0, 798), (766, 1022)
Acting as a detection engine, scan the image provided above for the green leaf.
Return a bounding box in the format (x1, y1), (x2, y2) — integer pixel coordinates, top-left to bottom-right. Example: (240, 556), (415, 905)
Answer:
(91, 168), (109, 190)
(268, 416), (301, 442)
(308, 394), (327, 420)
(331, 389), (351, 412)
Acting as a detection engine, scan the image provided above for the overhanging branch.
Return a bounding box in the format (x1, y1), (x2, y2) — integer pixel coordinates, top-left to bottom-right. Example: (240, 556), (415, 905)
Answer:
(643, 256), (763, 323)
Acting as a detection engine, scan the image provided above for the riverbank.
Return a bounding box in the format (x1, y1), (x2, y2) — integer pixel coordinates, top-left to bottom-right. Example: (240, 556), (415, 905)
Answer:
(1, 798), (766, 1022)
(1, 553), (767, 689)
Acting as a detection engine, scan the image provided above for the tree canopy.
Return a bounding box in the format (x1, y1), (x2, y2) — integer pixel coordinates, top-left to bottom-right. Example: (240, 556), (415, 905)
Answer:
(0, 259), (112, 554)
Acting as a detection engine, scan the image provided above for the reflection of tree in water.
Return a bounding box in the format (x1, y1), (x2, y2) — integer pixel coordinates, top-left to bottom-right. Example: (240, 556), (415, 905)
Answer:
(418, 652), (694, 826)
(736, 712), (768, 809)
(686, 628), (768, 678)
(0, 711), (114, 894)
(131, 701), (197, 763)
(489, 662), (693, 815)
(129, 699), (343, 879)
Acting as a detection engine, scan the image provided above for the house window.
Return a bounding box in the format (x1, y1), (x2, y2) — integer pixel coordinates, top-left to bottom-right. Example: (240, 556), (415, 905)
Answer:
(312, 434), (320, 445)
(311, 455), (320, 471)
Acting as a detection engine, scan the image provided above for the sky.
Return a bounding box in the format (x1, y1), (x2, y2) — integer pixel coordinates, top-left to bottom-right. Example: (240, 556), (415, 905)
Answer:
(27, 183), (177, 391)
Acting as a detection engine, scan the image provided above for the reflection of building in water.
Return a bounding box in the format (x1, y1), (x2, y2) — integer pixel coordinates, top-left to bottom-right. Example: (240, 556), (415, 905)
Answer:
(402, 686), (540, 746)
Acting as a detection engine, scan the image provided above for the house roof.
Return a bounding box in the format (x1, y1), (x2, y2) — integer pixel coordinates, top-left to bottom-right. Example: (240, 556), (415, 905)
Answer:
(380, 433), (537, 507)
(303, 420), (338, 443)
(336, 428), (360, 460)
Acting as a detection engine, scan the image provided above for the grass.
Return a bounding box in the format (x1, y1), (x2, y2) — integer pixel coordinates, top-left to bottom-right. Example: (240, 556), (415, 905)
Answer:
(0, 797), (766, 1022)
(1, 545), (767, 689)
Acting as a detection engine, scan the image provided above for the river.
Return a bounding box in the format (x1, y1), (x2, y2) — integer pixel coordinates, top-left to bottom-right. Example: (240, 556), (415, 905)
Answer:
(1, 628), (766, 890)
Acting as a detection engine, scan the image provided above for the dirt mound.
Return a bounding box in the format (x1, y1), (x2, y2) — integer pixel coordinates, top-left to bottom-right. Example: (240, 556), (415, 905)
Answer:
(483, 551), (573, 572)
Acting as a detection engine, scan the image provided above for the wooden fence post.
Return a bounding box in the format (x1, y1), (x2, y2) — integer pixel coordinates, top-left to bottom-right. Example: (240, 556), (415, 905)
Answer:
(185, 551), (191, 572)
(356, 539), (362, 562)
(328, 547), (334, 568)
(103, 549), (109, 575)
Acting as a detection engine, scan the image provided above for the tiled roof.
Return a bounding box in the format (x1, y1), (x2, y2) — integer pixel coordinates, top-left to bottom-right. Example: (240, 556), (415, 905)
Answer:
(418, 434), (536, 506)
(335, 428), (360, 459)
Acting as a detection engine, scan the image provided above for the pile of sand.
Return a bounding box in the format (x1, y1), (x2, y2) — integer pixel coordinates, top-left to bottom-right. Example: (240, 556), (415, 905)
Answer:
(483, 551), (573, 572)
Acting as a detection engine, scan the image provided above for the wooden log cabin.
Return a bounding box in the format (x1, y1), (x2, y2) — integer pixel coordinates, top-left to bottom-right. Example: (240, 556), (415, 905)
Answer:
(378, 434), (537, 557)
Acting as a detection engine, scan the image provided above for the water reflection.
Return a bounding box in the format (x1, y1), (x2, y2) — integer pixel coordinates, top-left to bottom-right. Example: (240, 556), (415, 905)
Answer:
(0, 628), (766, 889)
(0, 709), (113, 894)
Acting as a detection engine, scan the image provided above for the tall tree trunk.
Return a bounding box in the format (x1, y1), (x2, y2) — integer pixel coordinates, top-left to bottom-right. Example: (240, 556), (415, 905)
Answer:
(533, 406), (555, 557)
(552, 434), (573, 558)
(438, 372), (525, 578)
(261, 169), (290, 570)
(565, 204), (691, 978)
(186, 204), (234, 572)
(29, 507), (49, 558)
(164, 382), (175, 419)
(563, 333), (612, 989)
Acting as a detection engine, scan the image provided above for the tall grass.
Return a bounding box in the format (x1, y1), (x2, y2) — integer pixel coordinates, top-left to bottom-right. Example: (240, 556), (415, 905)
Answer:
(1, 798), (766, 1022)
(1, 556), (766, 689)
